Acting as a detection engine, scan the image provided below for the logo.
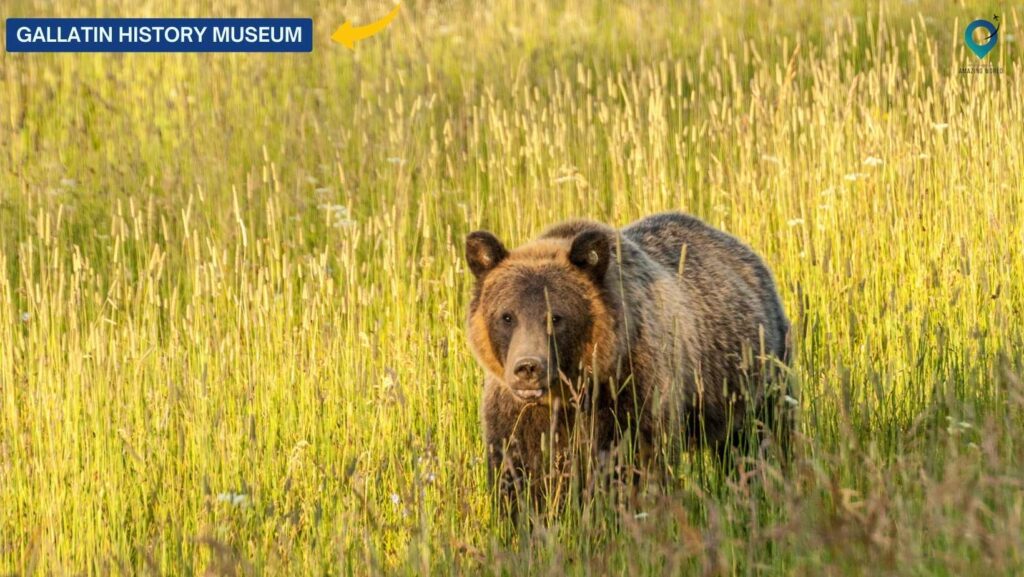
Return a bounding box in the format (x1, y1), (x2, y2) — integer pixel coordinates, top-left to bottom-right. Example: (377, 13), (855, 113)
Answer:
(965, 17), (999, 59)
(960, 15), (1002, 75)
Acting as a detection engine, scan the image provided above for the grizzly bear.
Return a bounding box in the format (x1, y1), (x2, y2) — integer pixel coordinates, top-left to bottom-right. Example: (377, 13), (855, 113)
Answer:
(465, 212), (791, 509)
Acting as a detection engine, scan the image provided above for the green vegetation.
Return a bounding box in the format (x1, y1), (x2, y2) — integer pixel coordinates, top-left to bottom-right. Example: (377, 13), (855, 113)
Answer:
(1, 0), (1022, 574)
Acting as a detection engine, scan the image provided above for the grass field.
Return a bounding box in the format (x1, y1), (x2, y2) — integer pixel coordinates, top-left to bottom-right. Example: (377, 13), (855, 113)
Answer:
(2, 0), (1024, 574)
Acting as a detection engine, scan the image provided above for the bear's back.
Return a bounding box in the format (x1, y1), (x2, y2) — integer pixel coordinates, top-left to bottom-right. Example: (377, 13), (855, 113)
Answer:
(622, 213), (763, 287)
(624, 212), (789, 364)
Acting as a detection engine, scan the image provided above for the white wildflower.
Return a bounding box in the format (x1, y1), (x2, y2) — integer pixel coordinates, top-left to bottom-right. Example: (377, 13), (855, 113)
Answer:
(787, 218), (804, 227)
(318, 204), (356, 229)
(216, 492), (249, 507)
(945, 416), (973, 435)
(862, 156), (883, 167)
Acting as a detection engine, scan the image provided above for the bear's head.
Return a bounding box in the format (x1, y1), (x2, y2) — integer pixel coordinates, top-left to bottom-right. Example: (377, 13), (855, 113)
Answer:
(465, 228), (617, 404)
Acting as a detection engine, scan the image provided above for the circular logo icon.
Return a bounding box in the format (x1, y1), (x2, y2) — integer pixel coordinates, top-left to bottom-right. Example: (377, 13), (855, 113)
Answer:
(965, 19), (998, 60)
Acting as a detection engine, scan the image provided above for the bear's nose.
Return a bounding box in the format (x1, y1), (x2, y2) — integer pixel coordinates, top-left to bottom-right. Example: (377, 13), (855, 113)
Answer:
(513, 357), (545, 382)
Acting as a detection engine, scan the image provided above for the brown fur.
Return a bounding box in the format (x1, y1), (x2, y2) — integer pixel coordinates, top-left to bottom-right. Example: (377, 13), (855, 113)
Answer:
(466, 213), (792, 510)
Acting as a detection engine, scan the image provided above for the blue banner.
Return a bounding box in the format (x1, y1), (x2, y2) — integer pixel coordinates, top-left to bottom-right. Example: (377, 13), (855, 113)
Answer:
(6, 18), (313, 52)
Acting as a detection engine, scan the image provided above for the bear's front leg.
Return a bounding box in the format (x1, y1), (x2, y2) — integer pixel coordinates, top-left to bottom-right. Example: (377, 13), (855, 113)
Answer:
(485, 426), (529, 518)
(481, 377), (558, 517)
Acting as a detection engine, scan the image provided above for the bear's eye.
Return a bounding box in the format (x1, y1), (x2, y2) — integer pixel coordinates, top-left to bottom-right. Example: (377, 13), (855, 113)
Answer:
(501, 313), (514, 324)
(550, 315), (563, 325)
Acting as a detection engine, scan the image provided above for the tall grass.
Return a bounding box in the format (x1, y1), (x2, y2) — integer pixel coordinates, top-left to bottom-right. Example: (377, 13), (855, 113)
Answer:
(1, 0), (1023, 574)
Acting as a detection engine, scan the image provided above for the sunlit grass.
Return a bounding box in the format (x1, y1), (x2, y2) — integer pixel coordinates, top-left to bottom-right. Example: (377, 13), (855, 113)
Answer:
(1, 0), (1023, 574)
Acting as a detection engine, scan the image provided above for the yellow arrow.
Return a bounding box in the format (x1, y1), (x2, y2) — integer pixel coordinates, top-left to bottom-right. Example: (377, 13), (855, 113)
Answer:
(331, 4), (401, 49)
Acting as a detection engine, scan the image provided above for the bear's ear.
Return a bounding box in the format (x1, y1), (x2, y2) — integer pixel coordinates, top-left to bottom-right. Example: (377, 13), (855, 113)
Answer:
(466, 231), (509, 280)
(569, 230), (611, 281)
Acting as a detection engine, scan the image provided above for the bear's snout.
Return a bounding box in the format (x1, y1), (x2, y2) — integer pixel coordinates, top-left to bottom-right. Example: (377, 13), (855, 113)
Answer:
(507, 355), (551, 400)
(512, 357), (546, 382)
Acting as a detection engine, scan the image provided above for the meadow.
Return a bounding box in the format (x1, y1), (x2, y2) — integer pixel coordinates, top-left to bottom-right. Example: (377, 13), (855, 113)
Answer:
(1, 0), (1023, 574)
